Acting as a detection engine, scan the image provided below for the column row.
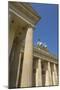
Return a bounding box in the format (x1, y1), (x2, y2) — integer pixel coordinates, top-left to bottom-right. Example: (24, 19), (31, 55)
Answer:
(15, 26), (58, 87)
(35, 59), (58, 86)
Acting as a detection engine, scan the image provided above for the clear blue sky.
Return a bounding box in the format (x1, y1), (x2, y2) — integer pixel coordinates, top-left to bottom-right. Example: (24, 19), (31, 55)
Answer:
(32, 3), (58, 56)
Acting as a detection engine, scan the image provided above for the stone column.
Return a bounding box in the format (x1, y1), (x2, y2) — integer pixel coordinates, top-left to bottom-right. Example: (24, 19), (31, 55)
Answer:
(9, 27), (16, 56)
(36, 59), (42, 86)
(36, 66), (38, 86)
(52, 63), (58, 85)
(9, 13), (17, 56)
(45, 62), (52, 86)
(16, 52), (22, 87)
(21, 27), (33, 87)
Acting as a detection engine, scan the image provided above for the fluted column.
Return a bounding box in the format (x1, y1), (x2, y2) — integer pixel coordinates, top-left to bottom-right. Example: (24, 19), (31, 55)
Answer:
(16, 52), (22, 87)
(52, 63), (58, 85)
(36, 59), (42, 86)
(48, 62), (52, 85)
(45, 62), (52, 86)
(36, 66), (38, 86)
(21, 27), (33, 87)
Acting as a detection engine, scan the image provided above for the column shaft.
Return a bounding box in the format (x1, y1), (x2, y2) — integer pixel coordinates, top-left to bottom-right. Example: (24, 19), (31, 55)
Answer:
(9, 27), (16, 56)
(16, 52), (22, 87)
(45, 62), (52, 86)
(53, 64), (58, 85)
(36, 59), (42, 86)
(21, 27), (33, 87)
(48, 62), (52, 85)
(36, 67), (38, 86)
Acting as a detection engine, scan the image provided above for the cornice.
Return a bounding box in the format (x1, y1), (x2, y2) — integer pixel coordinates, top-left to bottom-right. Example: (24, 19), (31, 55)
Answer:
(9, 2), (41, 27)
(34, 47), (57, 60)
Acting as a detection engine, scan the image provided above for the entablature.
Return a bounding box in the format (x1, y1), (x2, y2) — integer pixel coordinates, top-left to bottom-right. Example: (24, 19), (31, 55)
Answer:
(9, 2), (41, 27)
(21, 45), (58, 64)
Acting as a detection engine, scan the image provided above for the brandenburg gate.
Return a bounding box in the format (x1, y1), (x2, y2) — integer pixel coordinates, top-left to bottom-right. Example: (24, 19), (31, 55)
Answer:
(9, 2), (58, 88)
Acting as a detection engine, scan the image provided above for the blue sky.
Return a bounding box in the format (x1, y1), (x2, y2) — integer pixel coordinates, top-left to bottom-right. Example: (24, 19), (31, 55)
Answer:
(32, 3), (58, 56)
